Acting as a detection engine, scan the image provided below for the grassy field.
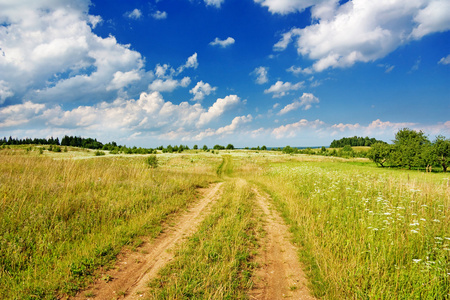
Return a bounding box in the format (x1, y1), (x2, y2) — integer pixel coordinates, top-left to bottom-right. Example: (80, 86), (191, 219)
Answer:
(0, 147), (219, 299)
(237, 155), (450, 299)
(0, 146), (448, 299)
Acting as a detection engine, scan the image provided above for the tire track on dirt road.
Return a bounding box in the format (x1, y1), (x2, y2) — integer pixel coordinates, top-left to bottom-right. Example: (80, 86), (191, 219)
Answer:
(73, 182), (223, 300)
(250, 187), (316, 300)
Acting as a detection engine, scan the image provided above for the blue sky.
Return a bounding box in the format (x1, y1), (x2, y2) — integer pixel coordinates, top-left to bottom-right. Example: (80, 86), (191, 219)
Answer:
(0, 0), (449, 147)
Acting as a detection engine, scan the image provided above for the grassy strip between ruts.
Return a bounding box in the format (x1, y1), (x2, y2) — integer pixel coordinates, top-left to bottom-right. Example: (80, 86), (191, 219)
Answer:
(246, 159), (449, 299)
(147, 180), (260, 299)
(0, 148), (218, 299)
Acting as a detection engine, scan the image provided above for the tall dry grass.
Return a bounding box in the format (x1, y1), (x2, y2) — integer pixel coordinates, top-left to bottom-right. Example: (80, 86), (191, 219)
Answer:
(0, 148), (217, 299)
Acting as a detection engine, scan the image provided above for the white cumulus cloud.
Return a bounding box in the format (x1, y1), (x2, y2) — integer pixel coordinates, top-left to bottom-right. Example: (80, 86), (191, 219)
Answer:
(264, 81), (304, 98)
(177, 53), (199, 73)
(204, 0), (225, 8)
(190, 81), (217, 101)
(148, 77), (191, 93)
(438, 54), (450, 65)
(278, 93), (319, 115)
(198, 95), (240, 127)
(251, 67), (269, 84)
(270, 0), (450, 72)
(0, 0), (146, 105)
(272, 119), (325, 139)
(126, 9), (142, 20)
(210, 37), (235, 48)
(152, 10), (167, 20)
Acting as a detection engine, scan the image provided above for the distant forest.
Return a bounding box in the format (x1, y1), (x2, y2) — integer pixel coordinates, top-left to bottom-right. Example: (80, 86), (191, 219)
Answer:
(330, 136), (385, 148)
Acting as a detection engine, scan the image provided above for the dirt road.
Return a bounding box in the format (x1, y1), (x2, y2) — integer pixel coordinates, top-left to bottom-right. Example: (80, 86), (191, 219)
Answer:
(74, 167), (315, 299)
(74, 182), (223, 300)
(250, 188), (316, 300)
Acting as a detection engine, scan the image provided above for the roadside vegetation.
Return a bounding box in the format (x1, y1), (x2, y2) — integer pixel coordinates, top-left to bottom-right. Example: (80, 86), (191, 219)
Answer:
(239, 155), (449, 299)
(0, 147), (218, 299)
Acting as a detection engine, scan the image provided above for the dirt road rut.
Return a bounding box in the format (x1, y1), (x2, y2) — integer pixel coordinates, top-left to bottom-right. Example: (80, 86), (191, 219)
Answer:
(250, 188), (316, 300)
(74, 182), (223, 300)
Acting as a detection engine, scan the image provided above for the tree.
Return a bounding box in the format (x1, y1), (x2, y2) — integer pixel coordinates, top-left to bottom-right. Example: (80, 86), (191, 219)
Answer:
(261, 145), (267, 150)
(282, 145), (294, 154)
(433, 135), (450, 172)
(367, 142), (393, 167)
(193, 145), (198, 150)
(226, 144), (234, 150)
(202, 145), (208, 151)
(392, 128), (430, 169)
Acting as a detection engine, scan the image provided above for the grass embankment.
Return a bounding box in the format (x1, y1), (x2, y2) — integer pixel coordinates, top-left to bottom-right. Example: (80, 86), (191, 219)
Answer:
(148, 179), (259, 299)
(242, 157), (449, 299)
(0, 148), (218, 299)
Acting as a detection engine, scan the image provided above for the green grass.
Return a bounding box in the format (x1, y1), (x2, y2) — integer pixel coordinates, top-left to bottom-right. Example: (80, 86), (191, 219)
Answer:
(0, 148), (218, 299)
(148, 180), (259, 299)
(2, 147), (448, 299)
(243, 158), (449, 299)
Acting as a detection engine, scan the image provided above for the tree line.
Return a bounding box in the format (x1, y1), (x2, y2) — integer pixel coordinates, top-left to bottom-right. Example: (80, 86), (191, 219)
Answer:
(1, 136), (60, 145)
(367, 128), (449, 172)
(330, 136), (385, 148)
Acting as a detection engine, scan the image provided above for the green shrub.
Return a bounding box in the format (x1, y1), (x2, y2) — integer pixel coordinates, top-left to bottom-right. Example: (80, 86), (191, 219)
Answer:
(146, 155), (158, 168)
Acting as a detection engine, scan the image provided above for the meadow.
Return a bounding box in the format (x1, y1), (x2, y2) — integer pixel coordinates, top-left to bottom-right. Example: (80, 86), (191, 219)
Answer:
(237, 154), (449, 299)
(0, 146), (219, 299)
(0, 146), (448, 299)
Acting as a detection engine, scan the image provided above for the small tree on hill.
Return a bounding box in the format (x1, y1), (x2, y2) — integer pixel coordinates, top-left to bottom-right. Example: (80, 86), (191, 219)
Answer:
(392, 128), (430, 169)
(367, 142), (393, 167)
(433, 135), (450, 172)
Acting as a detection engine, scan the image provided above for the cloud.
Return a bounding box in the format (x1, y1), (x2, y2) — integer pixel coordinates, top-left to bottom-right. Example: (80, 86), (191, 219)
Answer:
(272, 119), (325, 139)
(152, 10), (167, 20)
(155, 64), (175, 78)
(331, 123), (361, 131)
(177, 53), (199, 73)
(204, 0), (225, 8)
(190, 81), (217, 101)
(377, 64), (395, 73)
(367, 119), (416, 132)
(1, 92), (243, 141)
(0, 101), (46, 128)
(0, 0), (146, 105)
(0, 81), (13, 105)
(126, 9), (143, 20)
(107, 70), (141, 91)
(254, 0), (320, 14)
(438, 54), (450, 65)
(264, 81), (304, 98)
(278, 93), (319, 115)
(271, 0), (450, 72)
(251, 67), (269, 84)
(198, 95), (240, 127)
(148, 77), (191, 93)
(209, 37), (235, 48)
(410, 0), (450, 39)
(193, 114), (252, 140)
(287, 66), (313, 75)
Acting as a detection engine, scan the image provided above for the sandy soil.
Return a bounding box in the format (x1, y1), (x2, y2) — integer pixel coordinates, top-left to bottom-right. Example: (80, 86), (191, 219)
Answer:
(250, 188), (317, 300)
(73, 182), (223, 300)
